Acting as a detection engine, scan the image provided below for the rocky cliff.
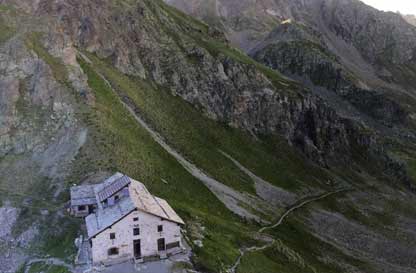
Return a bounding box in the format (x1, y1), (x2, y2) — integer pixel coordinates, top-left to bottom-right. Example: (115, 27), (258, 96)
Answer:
(166, 0), (416, 177)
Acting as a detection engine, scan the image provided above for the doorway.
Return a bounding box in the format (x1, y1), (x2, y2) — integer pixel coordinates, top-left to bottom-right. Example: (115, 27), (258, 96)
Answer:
(134, 239), (141, 259)
(157, 238), (165, 251)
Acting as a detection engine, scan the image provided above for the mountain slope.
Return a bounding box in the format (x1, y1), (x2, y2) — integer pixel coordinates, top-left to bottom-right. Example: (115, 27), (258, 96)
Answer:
(0, 1), (415, 273)
(166, 0), (416, 182)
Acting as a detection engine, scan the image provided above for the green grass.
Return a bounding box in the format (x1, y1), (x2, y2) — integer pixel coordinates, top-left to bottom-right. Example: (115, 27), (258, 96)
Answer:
(258, 217), (373, 273)
(39, 216), (81, 260)
(237, 246), (312, 273)
(28, 262), (70, 273)
(0, 16), (14, 44)
(25, 32), (69, 85)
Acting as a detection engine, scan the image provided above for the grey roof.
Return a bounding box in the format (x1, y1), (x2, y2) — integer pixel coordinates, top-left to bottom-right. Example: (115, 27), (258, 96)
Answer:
(70, 184), (96, 206)
(86, 197), (136, 238)
(84, 173), (185, 238)
(97, 175), (131, 202)
(93, 172), (125, 193)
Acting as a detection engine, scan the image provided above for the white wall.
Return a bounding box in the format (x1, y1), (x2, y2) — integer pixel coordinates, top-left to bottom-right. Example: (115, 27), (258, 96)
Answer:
(91, 210), (182, 264)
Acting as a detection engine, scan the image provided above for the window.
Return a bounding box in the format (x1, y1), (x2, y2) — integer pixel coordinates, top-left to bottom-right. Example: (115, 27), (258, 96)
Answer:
(166, 241), (180, 250)
(114, 195), (120, 201)
(133, 217), (139, 222)
(108, 247), (119, 256)
(78, 205), (86, 211)
(133, 228), (140, 236)
(157, 225), (163, 232)
(110, 233), (115, 240)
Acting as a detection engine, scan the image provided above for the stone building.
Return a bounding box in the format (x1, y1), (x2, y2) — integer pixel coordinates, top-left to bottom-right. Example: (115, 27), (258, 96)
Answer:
(70, 173), (185, 265)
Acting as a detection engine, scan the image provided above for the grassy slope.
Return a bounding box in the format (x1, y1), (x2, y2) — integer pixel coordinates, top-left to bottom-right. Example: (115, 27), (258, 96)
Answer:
(238, 217), (372, 273)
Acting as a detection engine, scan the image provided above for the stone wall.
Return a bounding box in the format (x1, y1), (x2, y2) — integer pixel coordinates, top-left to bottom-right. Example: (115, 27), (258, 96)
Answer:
(90, 210), (182, 264)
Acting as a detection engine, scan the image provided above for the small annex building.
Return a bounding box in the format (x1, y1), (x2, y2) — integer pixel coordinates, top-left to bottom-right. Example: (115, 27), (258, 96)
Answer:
(70, 173), (185, 265)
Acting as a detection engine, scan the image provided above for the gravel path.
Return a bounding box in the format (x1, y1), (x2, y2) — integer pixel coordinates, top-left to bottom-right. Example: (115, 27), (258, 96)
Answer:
(219, 150), (296, 207)
(228, 189), (348, 273)
(90, 62), (268, 222)
(24, 258), (74, 273)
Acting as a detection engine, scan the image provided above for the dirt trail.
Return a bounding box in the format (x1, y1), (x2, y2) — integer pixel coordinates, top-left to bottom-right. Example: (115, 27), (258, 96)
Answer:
(228, 189), (348, 273)
(87, 62), (268, 222)
(219, 150), (296, 207)
(24, 258), (74, 273)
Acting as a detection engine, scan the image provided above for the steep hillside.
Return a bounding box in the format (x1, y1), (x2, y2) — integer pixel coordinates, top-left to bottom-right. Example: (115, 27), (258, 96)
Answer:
(167, 0), (416, 180)
(0, 1), (415, 273)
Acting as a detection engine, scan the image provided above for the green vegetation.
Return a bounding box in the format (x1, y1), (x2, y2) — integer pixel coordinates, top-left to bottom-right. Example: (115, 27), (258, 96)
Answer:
(254, 217), (372, 273)
(238, 246), (312, 273)
(25, 32), (69, 85)
(27, 262), (70, 273)
(0, 16), (14, 44)
(40, 217), (81, 260)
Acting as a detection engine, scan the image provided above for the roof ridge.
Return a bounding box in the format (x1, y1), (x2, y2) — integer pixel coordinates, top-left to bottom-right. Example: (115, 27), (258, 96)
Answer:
(152, 195), (169, 219)
(134, 188), (148, 211)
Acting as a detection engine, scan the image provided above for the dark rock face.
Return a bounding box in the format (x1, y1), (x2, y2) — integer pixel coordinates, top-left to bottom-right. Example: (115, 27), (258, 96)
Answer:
(166, 0), (416, 130)
(252, 32), (409, 126)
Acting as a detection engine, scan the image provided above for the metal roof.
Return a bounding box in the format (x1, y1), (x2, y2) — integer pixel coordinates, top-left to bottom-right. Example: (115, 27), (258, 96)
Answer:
(86, 197), (136, 238)
(70, 184), (97, 206)
(96, 175), (131, 203)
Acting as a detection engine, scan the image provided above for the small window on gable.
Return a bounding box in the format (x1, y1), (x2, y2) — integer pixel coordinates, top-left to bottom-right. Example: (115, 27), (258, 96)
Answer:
(133, 217), (139, 222)
(110, 233), (116, 240)
(108, 247), (119, 256)
(114, 195), (120, 201)
(78, 205), (86, 211)
(133, 228), (140, 236)
(157, 225), (163, 232)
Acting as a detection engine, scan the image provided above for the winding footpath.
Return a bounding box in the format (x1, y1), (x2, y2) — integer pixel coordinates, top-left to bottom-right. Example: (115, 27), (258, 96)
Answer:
(228, 188), (348, 273)
(85, 59), (268, 222)
(24, 258), (74, 273)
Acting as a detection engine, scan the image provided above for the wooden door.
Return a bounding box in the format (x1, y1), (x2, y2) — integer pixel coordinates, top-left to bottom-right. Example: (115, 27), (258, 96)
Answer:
(134, 239), (141, 258)
(157, 238), (165, 251)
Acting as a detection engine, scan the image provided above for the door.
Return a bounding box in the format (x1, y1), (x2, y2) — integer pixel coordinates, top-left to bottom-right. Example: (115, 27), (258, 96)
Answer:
(157, 238), (165, 251)
(134, 239), (141, 259)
